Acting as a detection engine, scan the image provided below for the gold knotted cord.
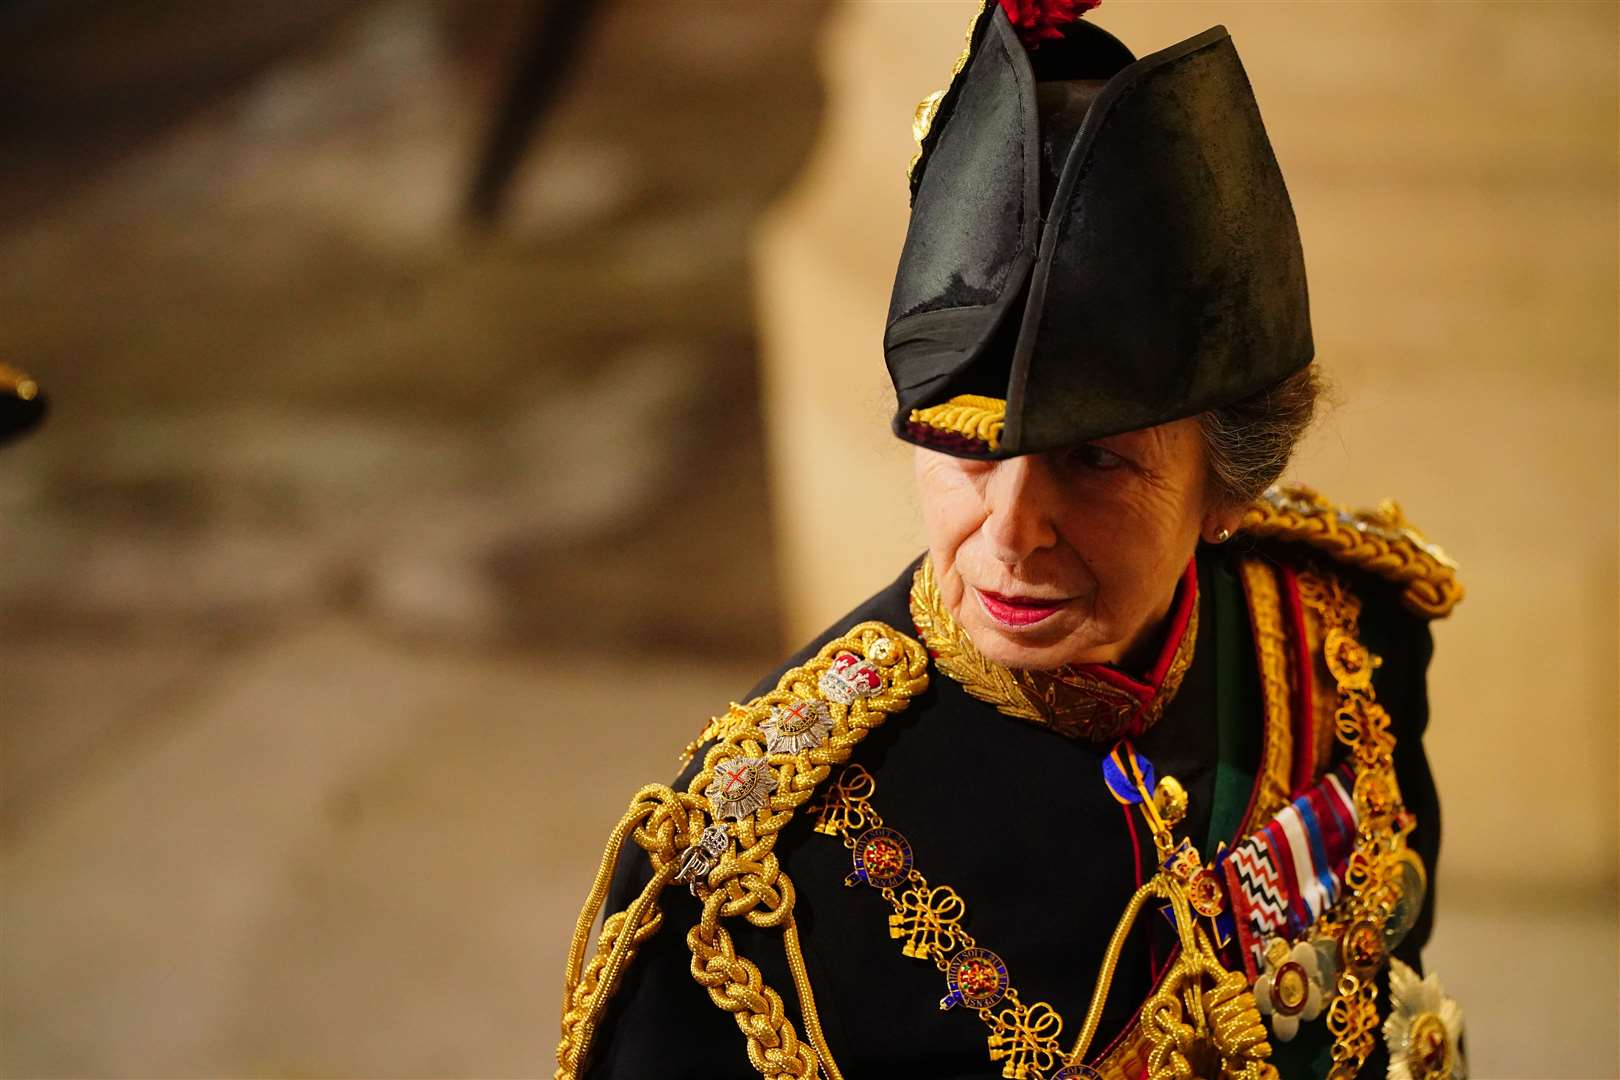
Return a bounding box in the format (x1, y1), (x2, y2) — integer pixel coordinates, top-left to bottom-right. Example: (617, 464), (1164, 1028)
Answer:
(555, 622), (929, 1080)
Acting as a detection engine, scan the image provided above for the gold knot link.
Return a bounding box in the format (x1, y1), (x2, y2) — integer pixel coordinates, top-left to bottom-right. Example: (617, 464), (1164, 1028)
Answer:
(887, 883), (967, 961)
(985, 996), (1065, 1078)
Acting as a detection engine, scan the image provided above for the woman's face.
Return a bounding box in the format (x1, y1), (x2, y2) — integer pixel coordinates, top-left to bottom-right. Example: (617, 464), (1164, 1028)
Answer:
(915, 417), (1236, 671)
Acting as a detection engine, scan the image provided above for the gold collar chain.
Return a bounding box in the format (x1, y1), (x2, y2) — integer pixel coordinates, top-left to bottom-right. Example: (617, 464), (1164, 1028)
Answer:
(908, 558), (1198, 743)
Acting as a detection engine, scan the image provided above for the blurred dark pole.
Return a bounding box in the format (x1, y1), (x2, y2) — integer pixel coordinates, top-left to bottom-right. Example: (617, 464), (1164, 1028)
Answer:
(462, 0), (599, 228)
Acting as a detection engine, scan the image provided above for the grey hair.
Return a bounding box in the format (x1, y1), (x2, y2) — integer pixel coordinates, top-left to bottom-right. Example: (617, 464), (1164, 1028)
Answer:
(1198, 365), (1323, 507)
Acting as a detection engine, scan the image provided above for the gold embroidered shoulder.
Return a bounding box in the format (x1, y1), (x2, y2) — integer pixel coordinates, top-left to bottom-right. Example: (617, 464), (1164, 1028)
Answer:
(1241, 484), (1463, 619)
(555, 620), (929, 1080)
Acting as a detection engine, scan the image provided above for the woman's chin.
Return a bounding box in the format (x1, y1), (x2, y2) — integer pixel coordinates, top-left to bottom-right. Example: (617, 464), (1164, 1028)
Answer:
(959, 610), (1112, 670)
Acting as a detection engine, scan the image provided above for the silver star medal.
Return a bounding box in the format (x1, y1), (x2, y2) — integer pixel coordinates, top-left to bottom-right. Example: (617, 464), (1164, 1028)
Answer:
(704, 756), (777, 820)
(761, 699), (834, 755)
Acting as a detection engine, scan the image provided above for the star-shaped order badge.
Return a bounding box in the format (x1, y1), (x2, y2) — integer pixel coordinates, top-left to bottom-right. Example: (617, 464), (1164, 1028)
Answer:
(704, 757), (777, 821)
(761, 699), (834, 755)
(1384, 958), (1467, 1080)
(1253, 938), (1327, 1041)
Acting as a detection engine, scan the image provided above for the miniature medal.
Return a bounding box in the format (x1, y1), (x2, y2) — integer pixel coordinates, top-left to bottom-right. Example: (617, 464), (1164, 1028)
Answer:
(844, 826), (913, 888)
(1253, 938), (1327, 1041)
(761, 699), (834, 755)
(939, 947), (1010, 1011)
(704, 757), (776, 820)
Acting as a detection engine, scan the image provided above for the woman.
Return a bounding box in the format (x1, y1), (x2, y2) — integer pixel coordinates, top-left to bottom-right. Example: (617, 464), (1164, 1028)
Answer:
(556, 4), (1465, 1079)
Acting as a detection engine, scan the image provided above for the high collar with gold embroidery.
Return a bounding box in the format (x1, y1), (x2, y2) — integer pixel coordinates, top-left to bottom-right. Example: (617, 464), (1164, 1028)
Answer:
(908, 556), (1199, 743)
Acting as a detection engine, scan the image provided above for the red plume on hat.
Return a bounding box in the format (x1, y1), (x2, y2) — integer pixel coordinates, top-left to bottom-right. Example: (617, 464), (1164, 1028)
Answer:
(998, 0), (1102, 49)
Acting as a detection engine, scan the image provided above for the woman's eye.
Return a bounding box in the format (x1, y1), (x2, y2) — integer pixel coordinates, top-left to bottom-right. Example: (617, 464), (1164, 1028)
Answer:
(1065, 444), (1128, 471)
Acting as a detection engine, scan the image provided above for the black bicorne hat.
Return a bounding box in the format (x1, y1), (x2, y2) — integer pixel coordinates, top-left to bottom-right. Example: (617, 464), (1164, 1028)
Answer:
(887, 4), (1312, 458)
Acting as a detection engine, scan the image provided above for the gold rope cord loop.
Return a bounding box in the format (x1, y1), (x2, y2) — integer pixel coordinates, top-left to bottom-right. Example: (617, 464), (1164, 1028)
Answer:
(556, 862), (678, 1078)
(1200, 967), (1272, 1063)
(556, 783), (691, 1078)
(1065, 881), (1161, 1064)
(555, 620), (928, 1079)
(1242, 484), (1463, 619)
(783, 918), (846, 1080)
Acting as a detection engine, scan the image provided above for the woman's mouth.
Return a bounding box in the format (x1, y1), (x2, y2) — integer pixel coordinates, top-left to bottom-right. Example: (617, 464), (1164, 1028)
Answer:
(974, 588), (1069, 628)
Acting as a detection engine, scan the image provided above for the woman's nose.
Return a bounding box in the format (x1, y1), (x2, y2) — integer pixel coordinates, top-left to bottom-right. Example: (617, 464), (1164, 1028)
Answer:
(982, 456), (1059, 564)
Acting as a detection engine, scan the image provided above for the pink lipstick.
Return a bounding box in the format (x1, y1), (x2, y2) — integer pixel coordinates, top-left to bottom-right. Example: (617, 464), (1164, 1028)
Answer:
(975, 588), (1067, 627)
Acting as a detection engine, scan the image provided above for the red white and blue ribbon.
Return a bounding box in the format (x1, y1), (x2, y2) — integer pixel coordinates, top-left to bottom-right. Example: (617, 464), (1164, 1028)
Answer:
(1219, 764), (1358, 977)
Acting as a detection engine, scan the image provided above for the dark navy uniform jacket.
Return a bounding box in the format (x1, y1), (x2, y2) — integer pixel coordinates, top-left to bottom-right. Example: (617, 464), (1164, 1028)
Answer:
(581, 541), (1442, 1079)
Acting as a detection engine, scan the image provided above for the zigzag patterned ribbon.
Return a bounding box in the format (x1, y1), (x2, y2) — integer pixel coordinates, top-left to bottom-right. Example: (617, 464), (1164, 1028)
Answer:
(1218, 764), (1357, 978)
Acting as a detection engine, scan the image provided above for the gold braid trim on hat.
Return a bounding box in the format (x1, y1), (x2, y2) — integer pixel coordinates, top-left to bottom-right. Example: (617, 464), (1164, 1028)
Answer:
(554, 622), (929, 1080)
(1242, 484), (1463, 619)
(908, 4), (983, 178)
(910, 556), (1196, 743)
(908, 394), (1007, 452)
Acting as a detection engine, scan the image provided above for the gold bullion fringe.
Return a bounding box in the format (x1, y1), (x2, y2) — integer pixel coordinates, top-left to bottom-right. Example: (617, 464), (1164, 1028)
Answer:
(1242, 484), (1463, 619)
(908, 394), (1007, 452)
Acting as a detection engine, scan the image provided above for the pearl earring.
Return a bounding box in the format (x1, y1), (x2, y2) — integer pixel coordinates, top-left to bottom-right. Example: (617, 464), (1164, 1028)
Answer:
(1214, 527), (1232, 543)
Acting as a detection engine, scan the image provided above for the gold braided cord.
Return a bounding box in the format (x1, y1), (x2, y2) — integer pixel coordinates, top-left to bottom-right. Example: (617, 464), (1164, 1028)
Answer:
(1238, 559), (1296, 824)
(1066, 881), (1159, 1064)
(555, 621), (929, 1080)
(1241, 483), (1463, 619)
(1066, 869), (1277, 1080)
(908, 394), (1007, 451)
(782, 918), (844, 1080)
(570, 863), (678, 1065)
(564, 786), (665, 992)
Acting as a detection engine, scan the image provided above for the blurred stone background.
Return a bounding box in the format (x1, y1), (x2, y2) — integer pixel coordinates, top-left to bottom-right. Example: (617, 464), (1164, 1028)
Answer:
(1, 1), (1615, 1078)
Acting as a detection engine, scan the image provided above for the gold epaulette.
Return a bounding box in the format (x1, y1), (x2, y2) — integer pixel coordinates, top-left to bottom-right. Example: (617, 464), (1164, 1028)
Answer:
(1240, 483), (1463, 619)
